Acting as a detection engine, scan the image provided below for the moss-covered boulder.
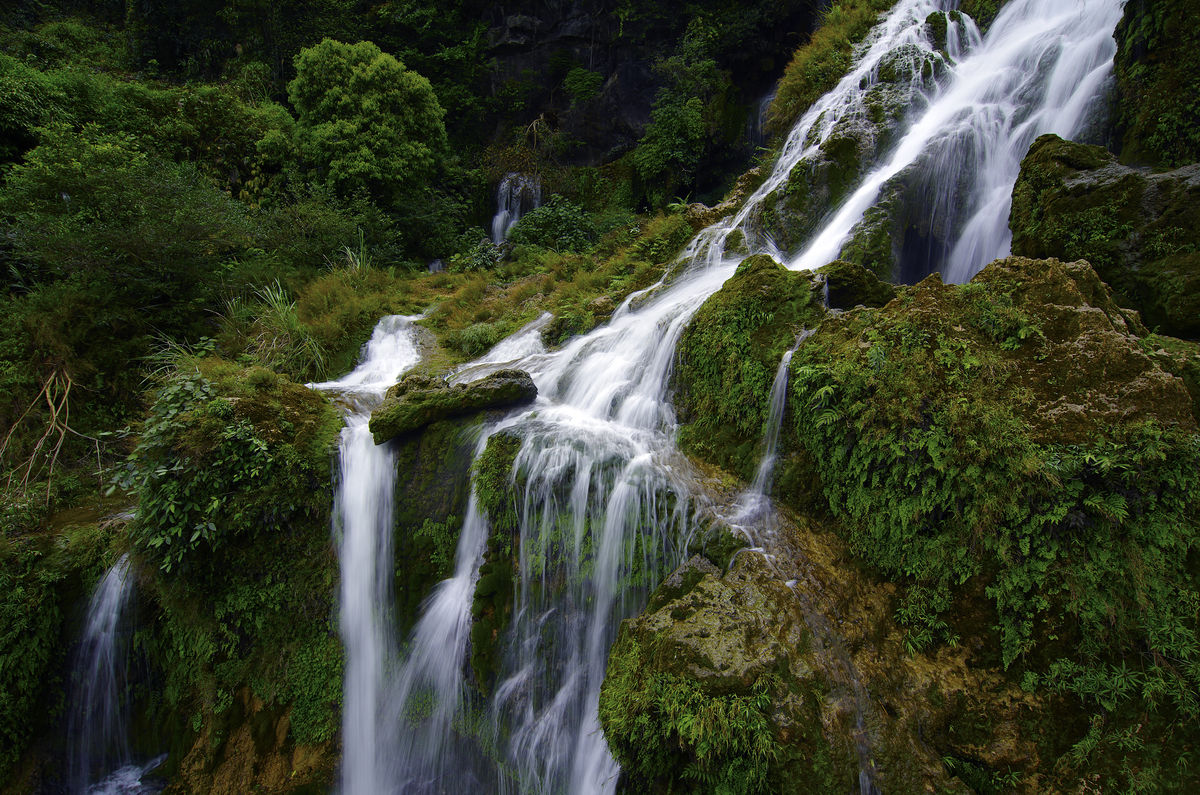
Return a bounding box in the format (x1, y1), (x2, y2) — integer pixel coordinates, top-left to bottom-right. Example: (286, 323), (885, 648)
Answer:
(467, 431), (524, 692)
(817, 259), (897, 309)
(674, 255), (824, 480)
(123, 357), (345, 790)
(369, 369), (537, 444)
(390, 414), (483, 633)
(599, 553), (853, 794)
(786, 256), (1200, 788)
(1010, 134), (1200, 339)
(1112, 0), (1200, 168)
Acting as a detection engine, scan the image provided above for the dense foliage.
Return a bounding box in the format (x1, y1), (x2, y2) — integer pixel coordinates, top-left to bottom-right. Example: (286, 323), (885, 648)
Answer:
(788, 262), (1200, 786)
(287, 38), (448, 206)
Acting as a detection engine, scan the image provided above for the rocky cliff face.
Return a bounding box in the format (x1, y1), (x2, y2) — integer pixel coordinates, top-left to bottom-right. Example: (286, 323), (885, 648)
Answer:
(480, 0), (819, 166)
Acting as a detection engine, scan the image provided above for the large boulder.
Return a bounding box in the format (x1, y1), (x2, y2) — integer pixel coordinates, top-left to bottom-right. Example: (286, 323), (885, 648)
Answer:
(1010, 133), (1200, 339)
(599, 553), (854, 794)
(369, 368), (537, 444)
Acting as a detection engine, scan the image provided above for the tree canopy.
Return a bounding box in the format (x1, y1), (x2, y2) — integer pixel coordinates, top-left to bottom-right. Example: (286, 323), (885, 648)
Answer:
(286, 38), (448, 206)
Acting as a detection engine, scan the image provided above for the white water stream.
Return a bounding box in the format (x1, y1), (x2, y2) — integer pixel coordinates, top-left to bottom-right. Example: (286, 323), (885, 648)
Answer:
(68, 554), (165, 794)
(311, 315), (422, 795)
(324, 0), (1124, 791)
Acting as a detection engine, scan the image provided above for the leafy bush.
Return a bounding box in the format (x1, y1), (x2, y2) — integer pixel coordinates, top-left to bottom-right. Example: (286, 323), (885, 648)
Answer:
(507, 195), (597, 252)
(122, 356), (338, 573)
(288, 38), (448, 206)
(562, 67), (603, 104)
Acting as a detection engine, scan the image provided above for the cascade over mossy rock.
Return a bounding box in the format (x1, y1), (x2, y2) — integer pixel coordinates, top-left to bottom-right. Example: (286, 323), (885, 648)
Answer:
(1010, 133), (1200, 339)
(674, 254), (823, 480)
(369, 369), (537, 444)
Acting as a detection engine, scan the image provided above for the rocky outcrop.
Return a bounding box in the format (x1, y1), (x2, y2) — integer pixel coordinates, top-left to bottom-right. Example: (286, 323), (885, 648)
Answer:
(1010, 133), (1200, 339)
(817, 259), (896, 309)
(673, 254), (824, 480)
(1112, 0), (1200, 168)
(650, 256), (1200, 792)
(369, 369), (537, 444)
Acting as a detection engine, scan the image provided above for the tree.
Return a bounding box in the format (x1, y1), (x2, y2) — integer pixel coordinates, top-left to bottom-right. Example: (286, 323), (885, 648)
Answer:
(287, 38), (448, 206)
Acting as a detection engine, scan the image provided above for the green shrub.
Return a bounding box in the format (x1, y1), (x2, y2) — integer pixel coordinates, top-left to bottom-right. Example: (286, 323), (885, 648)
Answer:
(767, 0), (894, 136)
(507, 195), (597, 252)
(563, 67), (603, 105)
(288, 38), (448, 206)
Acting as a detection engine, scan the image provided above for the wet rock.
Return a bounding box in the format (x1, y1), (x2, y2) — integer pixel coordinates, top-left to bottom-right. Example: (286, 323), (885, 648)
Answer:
(817, 259), (897, 309)
(599, 553), (851, 792)
(369, 369), (537, 444)
(1010, 133), (1200, 339)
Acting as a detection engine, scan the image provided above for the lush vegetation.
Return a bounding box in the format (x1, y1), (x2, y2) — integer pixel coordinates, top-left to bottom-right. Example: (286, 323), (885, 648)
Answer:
(787, 259), (1200, 788)
(1113, 0), (1200, 168)
(4, 0), (1200, 790)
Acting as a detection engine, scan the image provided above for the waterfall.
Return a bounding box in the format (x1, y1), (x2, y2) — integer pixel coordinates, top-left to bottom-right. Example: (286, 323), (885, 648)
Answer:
(67, 554), (165, 794)
(311, 315), (422, 795)
(491, 174), (543, 244)
(344, 0), (1125, 790)
(786, 0), (1121, 282)
(731, 331), (814, 529)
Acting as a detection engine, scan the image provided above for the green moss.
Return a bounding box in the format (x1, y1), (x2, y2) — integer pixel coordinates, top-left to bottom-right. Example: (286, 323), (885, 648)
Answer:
(786, 259), (1200, 781)
(598, 554), (845, 793)
(817, 259), (896, 309)
(675, 255), (823, 479)
(1113, 0), (1200, 168)
(767, 0), (896, 136)
(925, 12), (949, 51)
(959, 0), (1011, 32)
(1010, 134), (1200, 338)
(469, 432), (524, 692)
(391, 417), (481, 630)
(119, 356), (345, 777)
(369, 370), (537, 444)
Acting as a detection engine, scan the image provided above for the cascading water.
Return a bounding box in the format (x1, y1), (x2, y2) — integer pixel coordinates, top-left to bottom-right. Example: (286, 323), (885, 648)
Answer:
(731, 330), (814, 529)
(311, 315), (422, 795)
(491, 174), (543, 244)
(786, 0), (1122, 282)
(364, 1), (1125, 791)
(67, 554), (164, 795)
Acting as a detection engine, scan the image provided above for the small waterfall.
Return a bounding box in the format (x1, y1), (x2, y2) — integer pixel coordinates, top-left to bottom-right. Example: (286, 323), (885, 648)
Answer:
(491, 174), (543, 244)
(311, 315), (422, 795)
(732, 331), (813, 529)
(68, 554), (164, 794)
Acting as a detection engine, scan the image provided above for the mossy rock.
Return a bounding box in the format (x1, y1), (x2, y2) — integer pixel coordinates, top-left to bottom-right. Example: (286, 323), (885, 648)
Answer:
(817, 259), (897, 309)
(674, 254), (824, 480)
(1010, 133), (1200, 339)
(369, 369), (537, 444)
(1113, 0), (1200, 168)
(786, 256), (1200, 784)
(391, 415), (485, 631)
(599, 553), (851, 793)
(468, 431), (524, 693)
